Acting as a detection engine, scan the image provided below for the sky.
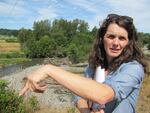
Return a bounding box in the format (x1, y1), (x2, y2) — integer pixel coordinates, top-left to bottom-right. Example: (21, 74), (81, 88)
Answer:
(0, 0), (150, 33)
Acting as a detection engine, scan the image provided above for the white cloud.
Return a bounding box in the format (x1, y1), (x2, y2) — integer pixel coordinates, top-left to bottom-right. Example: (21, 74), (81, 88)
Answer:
(105, 0), (150, 32)
(87, 14), (106, 30)
(106, 0), (150, 15)
(0, 1), (31, 17)
(0, 0), (150, 32)
(64, 0), (108, 29)
(36, 7), (58, 21)
(0, 2), (11, 14)
(65, 0), (99, 13)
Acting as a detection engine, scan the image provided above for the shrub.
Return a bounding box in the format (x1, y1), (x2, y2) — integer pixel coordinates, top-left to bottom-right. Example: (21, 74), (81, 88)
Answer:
(0, 80), (25, 113)
(5, 38), (19, 42)
(25, 96), (39, 112)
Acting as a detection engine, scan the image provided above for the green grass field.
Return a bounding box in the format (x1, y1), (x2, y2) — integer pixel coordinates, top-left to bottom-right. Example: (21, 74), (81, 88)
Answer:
(0, 40), (20, 52)
(0, 36), (30, 67)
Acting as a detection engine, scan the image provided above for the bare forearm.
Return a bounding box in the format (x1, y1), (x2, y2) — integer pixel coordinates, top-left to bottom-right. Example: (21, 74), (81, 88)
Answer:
(44, 64), (114, 104)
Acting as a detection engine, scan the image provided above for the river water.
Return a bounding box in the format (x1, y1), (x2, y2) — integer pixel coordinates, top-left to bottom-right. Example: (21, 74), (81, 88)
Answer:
(0, 59), (44, 77)
(0, 58), (86, 77)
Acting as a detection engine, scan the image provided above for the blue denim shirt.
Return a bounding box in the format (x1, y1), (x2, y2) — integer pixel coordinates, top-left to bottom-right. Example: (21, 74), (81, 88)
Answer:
(74, 60), (144, 113)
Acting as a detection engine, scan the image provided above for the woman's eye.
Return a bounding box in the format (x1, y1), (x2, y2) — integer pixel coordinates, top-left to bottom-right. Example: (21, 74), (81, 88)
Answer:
(107, 35), (115, 39)
(119, 36), (126, 41)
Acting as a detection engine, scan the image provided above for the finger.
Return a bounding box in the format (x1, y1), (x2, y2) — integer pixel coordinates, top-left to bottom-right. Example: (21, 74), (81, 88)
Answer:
(38, 82), (47, 87)
(28, 81), (47, 93)
(28, 79), (38, 92)
(28, 83), (35, 92)
(19, 83), (29, 96)
(33, 83), (47, 93)
(27, 77), (38, 91)
(33, 85), (47, 92)
(37, 85), (47, 90)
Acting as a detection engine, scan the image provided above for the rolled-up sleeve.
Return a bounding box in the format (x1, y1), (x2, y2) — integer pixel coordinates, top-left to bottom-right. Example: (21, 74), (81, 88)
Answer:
(104, 62), (144, 102)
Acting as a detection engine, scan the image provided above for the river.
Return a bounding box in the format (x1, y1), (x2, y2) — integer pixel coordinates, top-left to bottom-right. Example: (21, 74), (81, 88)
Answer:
(0, 59), (44, 77)
(0, 58), (86, 77)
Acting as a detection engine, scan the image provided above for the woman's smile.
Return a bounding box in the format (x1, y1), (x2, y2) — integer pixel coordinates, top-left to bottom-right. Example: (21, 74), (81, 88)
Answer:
(110, 48), (120, 53)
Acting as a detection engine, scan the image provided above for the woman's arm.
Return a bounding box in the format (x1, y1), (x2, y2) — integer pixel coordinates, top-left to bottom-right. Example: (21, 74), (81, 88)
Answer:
(19, 64), (115, 105)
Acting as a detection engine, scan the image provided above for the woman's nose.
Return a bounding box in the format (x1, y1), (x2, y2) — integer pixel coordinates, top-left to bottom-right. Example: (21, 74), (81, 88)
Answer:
(113, 38), (119, 45)
(112, 38), (119, 48)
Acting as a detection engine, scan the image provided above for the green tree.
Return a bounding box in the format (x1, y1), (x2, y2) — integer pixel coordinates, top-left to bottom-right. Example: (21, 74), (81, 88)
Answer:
(16, 18), (99, 63)
(67, 43), (79, 63)
(33, 20), (51, 40)
(78, 20), (89, 33)
(91, 26), (98, 37)
(25, 35), (56, 58)
(71, 33), (93, 61)
(0, 28), (18, 36)
(36, 35), (56, 57)
(25, 38), (39, 58)
(138, 32), (150, 47)
(18, 28), (32, 43)
(50, 31), (68, 57)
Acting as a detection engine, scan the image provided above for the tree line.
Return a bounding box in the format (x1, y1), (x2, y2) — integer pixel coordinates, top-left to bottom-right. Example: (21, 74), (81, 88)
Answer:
(17, 19), (97, 63)
(0, 19), (150, 63)
(0, 28), (18, 37)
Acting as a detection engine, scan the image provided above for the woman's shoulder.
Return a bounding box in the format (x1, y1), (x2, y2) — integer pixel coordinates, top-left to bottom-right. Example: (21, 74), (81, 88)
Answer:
(120, 60), (143, 69)
(107, 60), (145, 82)
(117, 60), (144, 77)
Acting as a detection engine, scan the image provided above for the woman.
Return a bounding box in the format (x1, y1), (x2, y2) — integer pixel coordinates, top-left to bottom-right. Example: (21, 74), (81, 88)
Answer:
(19, 14), (147, 113)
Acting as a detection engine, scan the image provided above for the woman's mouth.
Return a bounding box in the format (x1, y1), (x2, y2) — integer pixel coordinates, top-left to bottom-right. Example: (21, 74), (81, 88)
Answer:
(110, 48), (120, 53)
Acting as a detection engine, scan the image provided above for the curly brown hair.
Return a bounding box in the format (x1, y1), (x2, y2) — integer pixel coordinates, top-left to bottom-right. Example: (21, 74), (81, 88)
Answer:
(89, 14), (147, 74)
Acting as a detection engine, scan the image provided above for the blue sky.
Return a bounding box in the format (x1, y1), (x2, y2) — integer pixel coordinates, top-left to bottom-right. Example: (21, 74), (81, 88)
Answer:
(0, 0), (150, 33)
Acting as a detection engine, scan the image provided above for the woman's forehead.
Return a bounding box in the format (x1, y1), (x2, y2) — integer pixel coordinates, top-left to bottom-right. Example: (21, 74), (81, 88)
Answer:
(106, 23), (128, 36)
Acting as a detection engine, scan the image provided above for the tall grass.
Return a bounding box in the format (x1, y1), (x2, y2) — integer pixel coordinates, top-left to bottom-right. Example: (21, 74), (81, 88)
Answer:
(137, 75), (150, 113)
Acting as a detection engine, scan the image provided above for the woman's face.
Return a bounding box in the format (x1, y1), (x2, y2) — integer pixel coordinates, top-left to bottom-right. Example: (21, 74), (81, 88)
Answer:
(103, 23), (129, 62)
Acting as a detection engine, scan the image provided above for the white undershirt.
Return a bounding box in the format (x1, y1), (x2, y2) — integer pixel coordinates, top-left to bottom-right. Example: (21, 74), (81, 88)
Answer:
(92, 66), (105, 109)
(95, 66), (105, 83)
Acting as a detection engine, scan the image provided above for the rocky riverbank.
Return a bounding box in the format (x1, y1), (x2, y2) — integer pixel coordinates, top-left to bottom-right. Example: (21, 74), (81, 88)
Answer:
(1, 64), (78, 109)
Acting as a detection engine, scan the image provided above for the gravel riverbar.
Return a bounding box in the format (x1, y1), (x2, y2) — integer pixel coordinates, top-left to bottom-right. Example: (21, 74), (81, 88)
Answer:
(1, 64), (78, 108)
